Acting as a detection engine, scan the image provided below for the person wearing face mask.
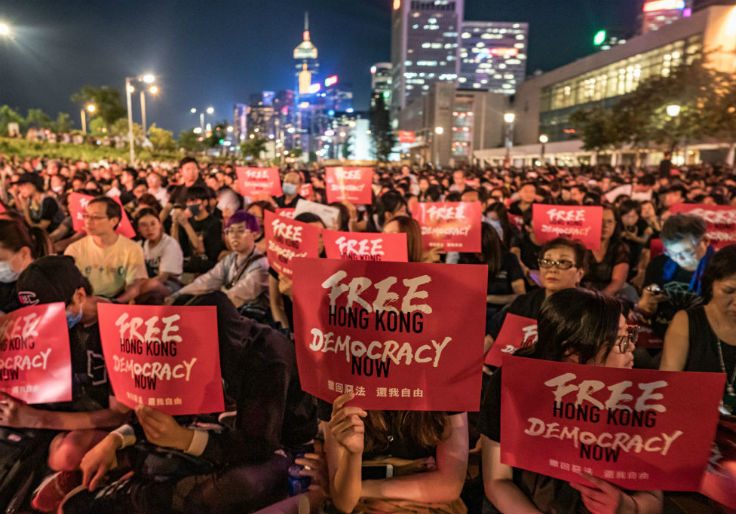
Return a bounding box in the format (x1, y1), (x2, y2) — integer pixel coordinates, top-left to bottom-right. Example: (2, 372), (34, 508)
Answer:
(638, 214), (714, 340)
(6, 256), (129, 513)
(167, 211), (269, 315)
(171, 186), (224, 274)
(276, 170), (304, 209)
(0, 216), (51, 313)
(245, 200), (274, 254)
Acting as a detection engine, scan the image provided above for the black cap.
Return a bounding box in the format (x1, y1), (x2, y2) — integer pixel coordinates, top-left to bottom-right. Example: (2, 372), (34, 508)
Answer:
(16, 173), (44, 192)
(17, 256), (88, 306)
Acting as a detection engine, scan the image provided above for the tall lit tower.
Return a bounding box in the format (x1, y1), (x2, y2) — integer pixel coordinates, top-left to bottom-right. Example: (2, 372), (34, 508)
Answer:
(293, 12), (319, 96)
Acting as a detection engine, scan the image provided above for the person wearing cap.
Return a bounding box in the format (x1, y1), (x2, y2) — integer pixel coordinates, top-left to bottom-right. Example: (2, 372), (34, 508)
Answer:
(4, 256), (129, 512)
(167, 210), (268, 312)
(14, 172), (64, 233)
(64, 196), (147, 303)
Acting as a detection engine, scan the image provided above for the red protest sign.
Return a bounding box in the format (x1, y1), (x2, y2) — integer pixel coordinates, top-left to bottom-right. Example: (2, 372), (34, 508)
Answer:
(68, 192), (136, 239)
(264, 210), (322, 277)
(292, 258), (488, 411)
(670, 203), (736, 249)
(236, 167), (283, 198)
(300, 184), (314, 199)
(500, 356), (724, 490)
(484, 314), (537, 367)
(98, 304), (224, 416)
(323, 230), (408, 262)
(411, 202), (482, 252)
(275, 208), (296, 219)
(700, 420), (736, 509)
(0, 303), (71, 404)
(325, 167), (374, 205)
(532, 204), (603, 250)
(508, 213), (524, 231)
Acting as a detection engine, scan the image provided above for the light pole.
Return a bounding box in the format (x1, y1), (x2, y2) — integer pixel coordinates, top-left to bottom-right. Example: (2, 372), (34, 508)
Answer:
(81, 103), (96, 134)
(140, 84), (159, 135)
(191, 107), (213, 134)
(666, 104), (682, 161)
(503, 112), (516, 165)
(124, 73), (156, 163)
(434, 126), (444, 168)
(539, 134), (549, 164)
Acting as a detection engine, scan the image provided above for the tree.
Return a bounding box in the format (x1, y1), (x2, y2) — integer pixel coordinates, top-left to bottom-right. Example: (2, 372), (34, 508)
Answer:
(110, 118), (144, 146)
(569, 107), (618, 153)
(71, 86), (126, 128)
(0, 106), (24, 136)
(369, 92), (394, 161)
(148, 124), (175, 152)
(53, 112), (73, 133)
(24, 108), (53, 130)
(240, 137), (267, 160)
(178, 129), (204, 153)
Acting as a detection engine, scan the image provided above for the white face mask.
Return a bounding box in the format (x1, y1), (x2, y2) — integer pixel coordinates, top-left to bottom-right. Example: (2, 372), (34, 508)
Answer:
(0, 261), (19, 284)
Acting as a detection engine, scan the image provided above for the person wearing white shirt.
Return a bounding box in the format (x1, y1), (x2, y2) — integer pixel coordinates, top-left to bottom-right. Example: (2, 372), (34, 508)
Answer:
(135, 208), (184, 303)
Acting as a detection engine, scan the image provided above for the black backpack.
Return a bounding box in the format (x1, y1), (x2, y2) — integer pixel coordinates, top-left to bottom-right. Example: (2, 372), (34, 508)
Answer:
(0, 427), (54, 513)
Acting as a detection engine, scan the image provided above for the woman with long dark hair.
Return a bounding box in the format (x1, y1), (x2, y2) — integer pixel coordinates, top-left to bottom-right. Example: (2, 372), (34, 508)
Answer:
(0, 215), (51, 312)
(480, 288), (662, 513)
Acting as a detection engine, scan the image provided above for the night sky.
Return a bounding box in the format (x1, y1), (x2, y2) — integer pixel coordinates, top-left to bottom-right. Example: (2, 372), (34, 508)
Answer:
(0, 0), (639, 134)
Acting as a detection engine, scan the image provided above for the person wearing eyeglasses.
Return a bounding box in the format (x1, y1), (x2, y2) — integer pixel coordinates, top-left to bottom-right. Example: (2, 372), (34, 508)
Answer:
(480, 288), (663, 514)
(166, 211), (268, 313)
(64, 197), (147, 303)
(485, 237), (587, 357)
(637, 214), (715, 341)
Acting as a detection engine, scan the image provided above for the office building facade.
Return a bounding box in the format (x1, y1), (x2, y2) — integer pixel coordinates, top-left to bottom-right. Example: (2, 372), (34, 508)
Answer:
(459, 21), (528, 94)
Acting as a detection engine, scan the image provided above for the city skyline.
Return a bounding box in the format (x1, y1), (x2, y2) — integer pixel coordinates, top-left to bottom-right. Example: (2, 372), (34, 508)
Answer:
(0, 0), (639, 134)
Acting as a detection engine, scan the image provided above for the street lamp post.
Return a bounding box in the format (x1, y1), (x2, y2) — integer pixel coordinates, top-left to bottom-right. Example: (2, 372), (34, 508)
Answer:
(0, 21), (13, 39)
(666, 103), (682, 161)
(140, 85), (159, 135)
(434, 126), (444, 168)
(503, 112), (516, 165)
(539, 134), (549, 164)
(125, 73), (156, 163)
(81, 103), (96, 134)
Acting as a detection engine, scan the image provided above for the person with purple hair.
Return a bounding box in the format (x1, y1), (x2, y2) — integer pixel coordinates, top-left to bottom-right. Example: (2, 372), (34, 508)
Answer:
(166, 210), (269, 312)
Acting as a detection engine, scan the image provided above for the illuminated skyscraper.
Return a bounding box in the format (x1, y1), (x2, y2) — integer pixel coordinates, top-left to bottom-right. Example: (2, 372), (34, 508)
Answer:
(371, 62), (393, 103)
(391, 0), (464, 122)
(640, 0), (692, 33)
(293, 12), (319, 96)
(459, 21), (528, 94)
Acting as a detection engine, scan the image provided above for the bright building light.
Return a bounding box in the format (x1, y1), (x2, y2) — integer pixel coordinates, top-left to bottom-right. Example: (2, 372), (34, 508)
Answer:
(434, 126), (444, 135)
(643, 0), (685, 13)
(141, 74), (156, 84)
(325, 75), (339, 87)
(666, 104), (681, 117)
(309, 83), (321, 94)
(193, 127), (202, 134)
(539, 134), (549, 144)
(503, 112), (516, 124)
(190, 107), (197, 114)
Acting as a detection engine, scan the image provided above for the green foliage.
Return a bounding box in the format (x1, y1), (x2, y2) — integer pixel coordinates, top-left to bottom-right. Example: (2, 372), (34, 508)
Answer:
(178, 129), (204, 153)
(0, 136), (176, 162)
(110, 118), (144, 145)
(70, 85), (126, 127)
(24, 108), (53, 130)
(53, 112), (73, 133)
(571, 59), (734, 152)
(0, 106), (24, 136)
(148, 124), (176, 152)
(369, 92), (394, 162)
(240, 137), (267, 160)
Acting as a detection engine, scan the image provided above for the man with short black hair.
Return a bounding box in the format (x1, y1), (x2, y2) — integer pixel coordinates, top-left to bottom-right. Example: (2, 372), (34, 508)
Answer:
(64, 197), (147, 302)
(638, 213), (714, 338)
(171, 186), (224, 273)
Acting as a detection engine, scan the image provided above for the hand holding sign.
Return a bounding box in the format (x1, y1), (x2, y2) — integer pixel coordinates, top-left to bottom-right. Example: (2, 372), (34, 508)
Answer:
(136, 404), (194, 451)
(328, 392), (368, 455)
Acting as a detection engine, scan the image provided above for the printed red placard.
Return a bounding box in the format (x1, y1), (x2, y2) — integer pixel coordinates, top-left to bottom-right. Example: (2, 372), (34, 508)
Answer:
(325, 167), (374, 205)
(265, 210), (322, 277)
(300, 184), (314, 199)
(532, 204), (603, 250)
(500, 356), (724, 490)
(411, 202), (482, 252)
(292, 258), (488, 411)
(700, 419), (736, 509)
(484, 314), (537, 367)
(98, 304), (224, 416)
(236, 167), (283, 197)
(670, 203), (736, 249)
(323, 230), (408, 262)
(68, 192), (136, 239)
(0, 303), (72, 404)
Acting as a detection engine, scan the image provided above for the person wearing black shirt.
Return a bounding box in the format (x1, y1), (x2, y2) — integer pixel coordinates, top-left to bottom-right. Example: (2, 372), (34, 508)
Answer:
(582, 206), (631, 298)
(487, 237), (586, 352)
(480, 289), (662, 514)
(172, 186), (224, 274)
(510, 210), (542, 287)
(638, 214), (714, 339)
(0, 216), (48, 313)
(60, 292), (317, 514)
(275, 170), (304, 209)
(15, 172), (64, 233)
(508, 182), (536, 217)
